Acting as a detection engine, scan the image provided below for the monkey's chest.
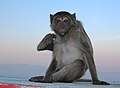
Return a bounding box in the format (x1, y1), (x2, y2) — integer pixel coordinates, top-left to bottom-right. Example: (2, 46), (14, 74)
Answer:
(54, 43), (82, 65)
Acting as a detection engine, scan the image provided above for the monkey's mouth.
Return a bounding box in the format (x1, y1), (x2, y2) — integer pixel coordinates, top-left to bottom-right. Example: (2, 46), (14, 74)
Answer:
(59, 29), (67, 36)
(60, 32), (65, 36)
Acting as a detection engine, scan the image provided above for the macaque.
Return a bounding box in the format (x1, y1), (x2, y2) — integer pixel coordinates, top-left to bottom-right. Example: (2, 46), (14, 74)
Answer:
(29, 11), (110, 85)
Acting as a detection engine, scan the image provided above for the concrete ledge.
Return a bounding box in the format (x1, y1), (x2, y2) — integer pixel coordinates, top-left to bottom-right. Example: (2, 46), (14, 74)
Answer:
(0, 82), (120, 88)
(0, 76), (120, 88)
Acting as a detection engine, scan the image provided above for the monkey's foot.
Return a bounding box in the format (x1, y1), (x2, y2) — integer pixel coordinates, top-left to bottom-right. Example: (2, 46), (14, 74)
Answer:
(29, 76), (52, 83)
(93, 80), (110, 85)
(29, 76), (44, 82)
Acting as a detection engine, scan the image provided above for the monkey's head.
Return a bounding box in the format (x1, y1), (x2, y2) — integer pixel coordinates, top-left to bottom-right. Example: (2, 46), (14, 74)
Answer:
(50, 11), (76, 37)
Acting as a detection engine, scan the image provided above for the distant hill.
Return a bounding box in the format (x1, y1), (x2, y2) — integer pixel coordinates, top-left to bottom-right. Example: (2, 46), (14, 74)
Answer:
(0, 64), (120, 84)
(0, 64), (46, 78)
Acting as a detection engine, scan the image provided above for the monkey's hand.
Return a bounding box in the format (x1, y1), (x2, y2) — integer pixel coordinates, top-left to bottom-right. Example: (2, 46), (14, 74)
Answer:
(93, 80), (110, 85)
(37, 33), (56, 51)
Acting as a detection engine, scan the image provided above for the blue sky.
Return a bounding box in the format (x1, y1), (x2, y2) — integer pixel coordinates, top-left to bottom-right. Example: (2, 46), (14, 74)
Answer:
(0, 0), (120, 76)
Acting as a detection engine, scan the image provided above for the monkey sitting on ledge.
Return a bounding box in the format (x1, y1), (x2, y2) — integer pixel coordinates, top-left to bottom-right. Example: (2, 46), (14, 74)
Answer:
(29, 11), (110, 85)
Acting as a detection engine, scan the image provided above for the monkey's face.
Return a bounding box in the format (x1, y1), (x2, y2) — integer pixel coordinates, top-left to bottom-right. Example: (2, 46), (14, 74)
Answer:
(50, 11), (76, 37)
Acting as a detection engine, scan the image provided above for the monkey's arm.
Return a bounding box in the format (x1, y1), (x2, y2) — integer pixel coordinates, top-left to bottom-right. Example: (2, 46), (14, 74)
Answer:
(79, 26), (110, 85)
(84, 51), (109, 85)
(37, 33), (55, 51)
(82, 40), (110, 85)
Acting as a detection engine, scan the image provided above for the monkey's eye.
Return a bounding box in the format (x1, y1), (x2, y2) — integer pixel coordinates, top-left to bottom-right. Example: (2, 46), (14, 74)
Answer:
(56, 19), (61, 23)
(63, 19), (69, 23)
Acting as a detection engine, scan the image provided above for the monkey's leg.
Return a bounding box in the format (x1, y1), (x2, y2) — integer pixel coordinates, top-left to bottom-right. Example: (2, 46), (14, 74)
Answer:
(29, 59), (57, 83)
(29, 76), (92, 82)
(51, 59), (86, 82)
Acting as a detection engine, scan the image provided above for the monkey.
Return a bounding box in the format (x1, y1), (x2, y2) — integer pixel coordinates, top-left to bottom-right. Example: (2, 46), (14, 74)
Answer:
(29, 11), (110, 85)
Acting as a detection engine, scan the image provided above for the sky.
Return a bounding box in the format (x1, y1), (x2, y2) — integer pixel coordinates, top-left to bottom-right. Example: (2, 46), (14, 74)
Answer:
(0, 0), (120, 81)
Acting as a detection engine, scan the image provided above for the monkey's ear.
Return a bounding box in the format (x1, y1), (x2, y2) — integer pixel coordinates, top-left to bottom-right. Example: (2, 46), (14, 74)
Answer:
(50, 14), (53, 24)
(72, 13), (76, 20)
